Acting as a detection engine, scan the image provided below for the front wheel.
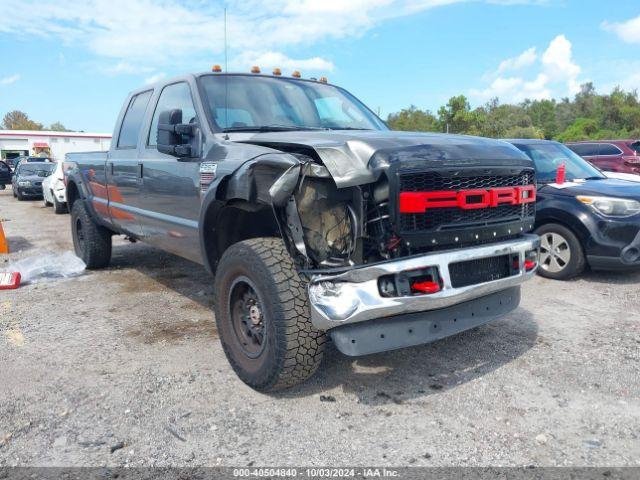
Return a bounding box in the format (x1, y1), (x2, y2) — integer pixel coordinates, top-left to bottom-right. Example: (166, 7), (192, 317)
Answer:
(213, 238), (326, 392)
(71, 201), (112, 269)
(535, 223), (585, 280)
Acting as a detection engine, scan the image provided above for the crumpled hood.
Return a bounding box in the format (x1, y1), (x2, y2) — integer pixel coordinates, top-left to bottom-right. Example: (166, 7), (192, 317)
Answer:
(240, 130), (532, 187)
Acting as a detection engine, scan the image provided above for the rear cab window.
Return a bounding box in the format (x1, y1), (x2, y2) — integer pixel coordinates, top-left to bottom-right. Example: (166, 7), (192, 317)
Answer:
(117, 90), (153, 149)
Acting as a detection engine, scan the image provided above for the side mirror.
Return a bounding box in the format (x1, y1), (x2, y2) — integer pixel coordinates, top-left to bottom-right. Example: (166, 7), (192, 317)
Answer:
(157, 109), (196, 158)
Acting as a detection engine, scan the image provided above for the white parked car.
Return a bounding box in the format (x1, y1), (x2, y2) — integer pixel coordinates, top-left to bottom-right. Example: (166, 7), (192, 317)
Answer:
(42, 161), (68, 214)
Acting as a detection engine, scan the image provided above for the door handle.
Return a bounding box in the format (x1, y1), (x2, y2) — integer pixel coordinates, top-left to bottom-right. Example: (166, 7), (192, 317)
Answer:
(138, 163), (143, 178)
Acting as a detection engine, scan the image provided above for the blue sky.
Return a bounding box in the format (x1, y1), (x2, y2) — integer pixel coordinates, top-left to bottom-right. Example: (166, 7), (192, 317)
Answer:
(1, 0), (639, 133)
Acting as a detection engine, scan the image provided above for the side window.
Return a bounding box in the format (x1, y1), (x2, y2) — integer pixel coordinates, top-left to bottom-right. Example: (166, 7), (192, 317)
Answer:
(148, 82), (197, 147)
(599, 143), (623, 156)
(117, 90), (152, 148)
(568, 144), (598, 157)
(0, 162), (8, 172)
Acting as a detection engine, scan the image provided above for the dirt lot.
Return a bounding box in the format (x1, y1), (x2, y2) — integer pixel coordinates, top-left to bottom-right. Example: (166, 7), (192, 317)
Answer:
(0, 188), (639, 468)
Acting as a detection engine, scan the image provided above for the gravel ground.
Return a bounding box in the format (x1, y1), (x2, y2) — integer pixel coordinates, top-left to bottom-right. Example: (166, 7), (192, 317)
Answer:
(0, 188), (639, 468)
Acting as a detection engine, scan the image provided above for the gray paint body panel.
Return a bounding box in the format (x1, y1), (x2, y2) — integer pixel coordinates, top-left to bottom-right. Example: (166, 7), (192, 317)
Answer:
(65, 72), (534, 270)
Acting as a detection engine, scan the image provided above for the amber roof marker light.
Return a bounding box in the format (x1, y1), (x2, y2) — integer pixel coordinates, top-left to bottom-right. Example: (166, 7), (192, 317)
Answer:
(211, 65), (222, 72)
(251, 66), (261, 74)
(292, 71), (301, 78)
(273, 68), (282, 76)
(319, 76), (328, 83)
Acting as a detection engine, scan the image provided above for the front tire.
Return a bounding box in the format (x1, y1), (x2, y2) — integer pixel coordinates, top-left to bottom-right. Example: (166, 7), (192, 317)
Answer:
(536, 223), (585, 280)
(16, 190), (24, 201)
(44, 193), (52, 207)
(213, 238), (326, 392)
(71, 201), (112, 269)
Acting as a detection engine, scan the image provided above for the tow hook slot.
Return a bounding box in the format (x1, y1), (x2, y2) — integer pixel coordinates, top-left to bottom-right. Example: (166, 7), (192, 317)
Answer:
(379, 266), (442, 297)
(513, 250), (538, 272)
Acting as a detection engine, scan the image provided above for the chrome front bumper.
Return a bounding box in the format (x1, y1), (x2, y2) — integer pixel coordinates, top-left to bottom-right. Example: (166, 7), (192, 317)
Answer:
(308, 234), (540, 330)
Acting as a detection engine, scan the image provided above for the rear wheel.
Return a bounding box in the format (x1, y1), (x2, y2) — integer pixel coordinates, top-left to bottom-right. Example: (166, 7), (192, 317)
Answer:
(71, 201), (112, 269)
(535, 223), (585, 280)
(213, 238), (326, 392)
(53, 196), (66, 214)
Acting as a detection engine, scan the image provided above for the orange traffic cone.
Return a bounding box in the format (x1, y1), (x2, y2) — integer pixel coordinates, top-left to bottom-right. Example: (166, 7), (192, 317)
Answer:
(0, 221), (8, 254)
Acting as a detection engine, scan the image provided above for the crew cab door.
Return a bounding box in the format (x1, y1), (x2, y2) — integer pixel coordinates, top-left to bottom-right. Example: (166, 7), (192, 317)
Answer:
(137, 81), (202, 262)
(107, 90), (153, 237)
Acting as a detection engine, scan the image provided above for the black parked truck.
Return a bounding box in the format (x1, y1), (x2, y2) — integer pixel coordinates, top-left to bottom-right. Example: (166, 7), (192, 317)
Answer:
(65, 71), (540, 391)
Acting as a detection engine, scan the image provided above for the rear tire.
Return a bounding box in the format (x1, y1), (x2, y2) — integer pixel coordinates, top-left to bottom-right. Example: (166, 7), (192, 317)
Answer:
(71, 200), (112, 269)
(535, 223), (585, 280)
(53, 196), (66, 214)
(213, 238), (326, 392)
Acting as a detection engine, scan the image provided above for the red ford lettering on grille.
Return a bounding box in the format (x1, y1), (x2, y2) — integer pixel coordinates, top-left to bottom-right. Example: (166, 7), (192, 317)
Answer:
(399, 185), (536, 214)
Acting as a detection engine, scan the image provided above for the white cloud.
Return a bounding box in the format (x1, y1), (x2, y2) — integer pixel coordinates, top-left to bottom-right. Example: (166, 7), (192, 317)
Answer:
(231, 51), (334, 72)
(470, 35), (582, 103)
(602, 15), (640, 44)
(103, 62), (155, 75)
(0, 74), (20, 85)
(540, 34), (581, 95)
(0, 0), (550, 76)
(144, 72), (166, 85)
(496, 47), (537, 74)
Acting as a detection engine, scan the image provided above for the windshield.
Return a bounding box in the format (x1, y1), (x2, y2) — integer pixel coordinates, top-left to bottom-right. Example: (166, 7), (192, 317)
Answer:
(515, 142), (605, 183)
(18, 163), (55, 176)
(199, 75), (388, 132)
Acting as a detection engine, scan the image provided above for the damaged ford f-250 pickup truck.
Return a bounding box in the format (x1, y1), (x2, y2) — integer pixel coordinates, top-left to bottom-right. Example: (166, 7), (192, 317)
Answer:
(65, 71), (540, 391)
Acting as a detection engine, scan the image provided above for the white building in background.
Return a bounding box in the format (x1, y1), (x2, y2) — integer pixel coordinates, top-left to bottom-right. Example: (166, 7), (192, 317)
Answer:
(0, 130), (111, 163)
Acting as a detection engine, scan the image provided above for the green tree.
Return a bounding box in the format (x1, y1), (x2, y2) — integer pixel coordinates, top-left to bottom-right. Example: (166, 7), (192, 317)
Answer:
(503, 126), (544, 139)
(49, 121), (70, 131)
(387, 81), (640, 143)
(437, 95), (484, 135)
(556, 118), (599, 142)
(387, 105), (439, 132)
(2, 110), (43, 130)
(478, 99), (533, 138)
(523, 99), (558, 139)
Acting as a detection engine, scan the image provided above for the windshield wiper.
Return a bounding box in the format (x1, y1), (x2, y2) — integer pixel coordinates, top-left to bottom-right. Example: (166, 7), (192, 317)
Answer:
(327, 127), (374, 131)
(221, 125), (327, 133)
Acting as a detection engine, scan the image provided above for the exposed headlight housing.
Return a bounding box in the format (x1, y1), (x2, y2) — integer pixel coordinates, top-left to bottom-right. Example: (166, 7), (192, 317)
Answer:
(577, 195), (640, 217)
(18, 181), (31, 187)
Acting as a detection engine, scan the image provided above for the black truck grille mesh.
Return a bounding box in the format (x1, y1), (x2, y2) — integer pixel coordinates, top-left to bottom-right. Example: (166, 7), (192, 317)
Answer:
(449, 255), (513, 288)
(398, 170), (535, 232)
